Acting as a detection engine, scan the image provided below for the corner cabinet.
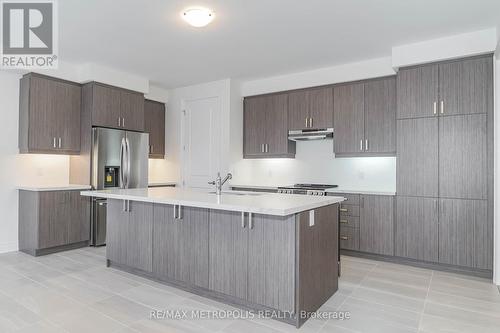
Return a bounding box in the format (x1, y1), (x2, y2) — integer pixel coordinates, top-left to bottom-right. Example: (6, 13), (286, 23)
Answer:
(243, 93), (295, 158)
(19, 73), (82, 154)
(333, 76), (396, 157)
(83, 82), (144, 132)
(144, 99), (166, 159)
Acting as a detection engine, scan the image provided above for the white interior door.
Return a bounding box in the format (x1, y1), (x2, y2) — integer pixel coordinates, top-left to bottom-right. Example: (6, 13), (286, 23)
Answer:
(182, 96), (221, 189)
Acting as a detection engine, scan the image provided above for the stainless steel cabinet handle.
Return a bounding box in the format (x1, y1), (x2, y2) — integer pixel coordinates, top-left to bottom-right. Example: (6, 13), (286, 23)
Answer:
(339, 208), (348, 212)
(360, 140), (363, 151)
(261, 144), (264, 153)
(365, 139), (368, 151)
(178, 205), (183, 220)
(118, 117), (121, 127)
(122, 117), (125, 127)
(340, 236), (348, 240)
(340, 219), (348, 224)
(53, 137), (56, 148)
(309, 117), (313, 128)
(173, 205), (178, 219)
(123, 200), (127, 212)
(305, 118), (308, 128)
(265, 144), (268, 153)
(241, 212), (245, 228)
(58, 137), (62, 148)
(248, 212), (253, 229)
(433, 101), (437, 115)
(440, 101), (444, 114)
(150, 145), (153, 153)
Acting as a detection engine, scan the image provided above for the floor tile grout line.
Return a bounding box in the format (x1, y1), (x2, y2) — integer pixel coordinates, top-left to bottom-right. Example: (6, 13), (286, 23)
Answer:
(417, 270), (433, 331)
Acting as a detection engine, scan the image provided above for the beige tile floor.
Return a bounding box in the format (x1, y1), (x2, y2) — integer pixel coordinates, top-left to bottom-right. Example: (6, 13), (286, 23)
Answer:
(0, 248), (499, 333)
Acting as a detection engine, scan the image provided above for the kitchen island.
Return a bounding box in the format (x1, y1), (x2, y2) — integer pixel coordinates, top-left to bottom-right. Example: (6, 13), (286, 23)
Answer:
(81, 187), (344, 327)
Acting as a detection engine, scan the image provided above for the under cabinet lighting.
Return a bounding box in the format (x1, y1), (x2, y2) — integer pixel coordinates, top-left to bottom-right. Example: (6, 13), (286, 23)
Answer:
(181, 7), (214, 27)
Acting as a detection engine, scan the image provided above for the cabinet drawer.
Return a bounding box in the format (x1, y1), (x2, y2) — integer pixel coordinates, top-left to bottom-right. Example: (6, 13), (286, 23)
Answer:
(340, 227), (359, 251)
(330, 193), (360, 205)
(339, 204), (360, 217)
(339, 215), (359, 228)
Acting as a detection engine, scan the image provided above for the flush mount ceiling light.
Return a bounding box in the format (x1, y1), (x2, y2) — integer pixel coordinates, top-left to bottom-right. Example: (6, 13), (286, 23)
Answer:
(181, 7), (214, 27)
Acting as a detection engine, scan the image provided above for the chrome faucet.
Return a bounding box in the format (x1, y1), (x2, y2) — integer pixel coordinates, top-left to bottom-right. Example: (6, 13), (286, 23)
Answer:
(208, 172), (232, 195)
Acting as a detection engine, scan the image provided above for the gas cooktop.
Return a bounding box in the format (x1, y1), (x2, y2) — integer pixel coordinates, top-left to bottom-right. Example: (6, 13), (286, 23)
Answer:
(277, 184), (338, 195)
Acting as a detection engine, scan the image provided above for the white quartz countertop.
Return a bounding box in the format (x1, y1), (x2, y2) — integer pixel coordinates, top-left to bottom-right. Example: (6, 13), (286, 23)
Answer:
(18, 184), (92, 192)
(81, 187), (345, 216)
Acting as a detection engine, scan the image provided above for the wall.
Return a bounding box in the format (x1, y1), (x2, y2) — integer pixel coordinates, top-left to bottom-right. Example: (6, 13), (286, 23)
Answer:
(0, 71), (71, 252)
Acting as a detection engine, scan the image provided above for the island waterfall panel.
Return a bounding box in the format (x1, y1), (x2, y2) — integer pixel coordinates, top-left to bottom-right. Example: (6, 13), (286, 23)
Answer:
(104, 199), (339, 327)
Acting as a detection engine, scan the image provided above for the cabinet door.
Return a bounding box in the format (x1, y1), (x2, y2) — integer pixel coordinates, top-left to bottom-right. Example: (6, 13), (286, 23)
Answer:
(121, 90), (144, 132)
(153, 204), (179, 280)
(439, 199), (490, 269)
(181, 207), (209, 288)
(38, 191), (69, 249)
(364, 77), (396, 154)
(92, 84), (121, 128)
(359, 195), (394, 256)
(58, 82), (81, 153)
(439, 56), (493, 116)
(439, 114), (487, 200)
(209, 210), (248, 299)
(396, 118), (439, 197)
(288, 90), (309, 130)
(397, 64), (439, 119)
(247, 214), (295, 312)
(144, 100), (165, 158)
(107, 200), (153, 271)
(126, 201), (153, 272)
(243, 97), (267, 156)
(265, 93), (291, 156)
(309, 87), (333, 129)
(67, 191), (90, 244)
(28, 77), (62, 152)
(395, 196), (438, 262)
(333, 83), (364, 154)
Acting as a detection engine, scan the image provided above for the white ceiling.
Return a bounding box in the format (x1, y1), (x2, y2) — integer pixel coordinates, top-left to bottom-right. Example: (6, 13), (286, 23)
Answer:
(60, 0), (500, 89)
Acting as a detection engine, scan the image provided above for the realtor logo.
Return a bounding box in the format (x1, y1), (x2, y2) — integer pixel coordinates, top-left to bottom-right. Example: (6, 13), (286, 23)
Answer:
(1, 0), (58, 69)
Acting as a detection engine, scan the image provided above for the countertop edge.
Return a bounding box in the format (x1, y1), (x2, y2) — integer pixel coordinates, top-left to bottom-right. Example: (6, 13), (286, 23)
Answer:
(81, 191), (345, 216)
(18, 185), (92, 192)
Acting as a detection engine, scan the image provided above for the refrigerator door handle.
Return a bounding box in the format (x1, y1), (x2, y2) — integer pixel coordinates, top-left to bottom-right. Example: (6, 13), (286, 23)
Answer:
(125, 137), (131, 189)
(119, 138), (126, 189)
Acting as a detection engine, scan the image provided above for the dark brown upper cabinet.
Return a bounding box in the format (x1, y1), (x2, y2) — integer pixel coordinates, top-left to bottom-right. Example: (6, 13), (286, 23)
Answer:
(19, 73), (82, 155)
(144, 99), (166, 159)
(288, 87), (333, 130)
(397, 55), (492, 119)
(244, 93), (295, 158)
(84, 82), (144, 132)
(334, 77), (396, 157)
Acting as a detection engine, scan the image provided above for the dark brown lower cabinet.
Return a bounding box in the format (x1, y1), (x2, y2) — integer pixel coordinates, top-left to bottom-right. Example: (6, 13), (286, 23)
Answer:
(395, 196), (439, 262)
(18, 190), (90, 256)
(359, 195), (394, 256)
(107, 200), (153, 272)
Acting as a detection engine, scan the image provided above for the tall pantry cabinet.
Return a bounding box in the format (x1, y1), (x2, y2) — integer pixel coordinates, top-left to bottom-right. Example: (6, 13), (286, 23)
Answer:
(395, 55), (493, 271)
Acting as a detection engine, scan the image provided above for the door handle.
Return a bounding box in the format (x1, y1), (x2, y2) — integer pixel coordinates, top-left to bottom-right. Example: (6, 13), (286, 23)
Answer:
(340, 208), (348, 212)
(365, 139), (368, 151)
(360, 139), (363, 151)
(433, 101), (437, 115)
(119, 138), (126, 188)
(53, 137), (56, 148)
(118, 117), (121, 127)
(58, 137), (62, 148)
(340, 219), (348, 224)
(248, 212), (253, 229)
(340, 236), (348, 240)
(305, 118), (308, 128)
(177, 205), (183, 220)
(241, 212), (246, 228)
(265, 144), (268, 153)
(309, 117), (313, 128)
(122, 117), (125, 127)
(440, 101), (444, 114)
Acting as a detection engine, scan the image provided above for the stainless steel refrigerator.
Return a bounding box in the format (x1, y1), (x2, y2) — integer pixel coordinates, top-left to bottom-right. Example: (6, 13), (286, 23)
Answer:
(90, 127), (149, 246)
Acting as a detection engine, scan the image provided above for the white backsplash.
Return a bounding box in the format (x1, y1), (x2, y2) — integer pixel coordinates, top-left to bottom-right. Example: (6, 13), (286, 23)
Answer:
(230, 140), (396, 191)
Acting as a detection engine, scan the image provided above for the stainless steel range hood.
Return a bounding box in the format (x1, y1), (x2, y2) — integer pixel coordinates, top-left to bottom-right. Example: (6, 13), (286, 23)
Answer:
(288, 128), (333, 141)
